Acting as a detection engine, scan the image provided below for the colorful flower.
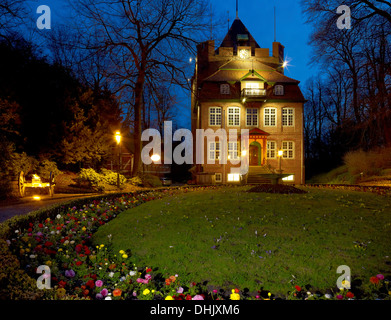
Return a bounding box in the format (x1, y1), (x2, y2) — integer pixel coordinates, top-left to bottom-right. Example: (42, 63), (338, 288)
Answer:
(95, 280), (103, 287)
(165, 296), (174, 300)
(143, 289), (150, 295)
(370, 276), (380, 285)
(113, 289), (122, 297)
(192, 295), (204, 300)
(230, 290), (240, 300)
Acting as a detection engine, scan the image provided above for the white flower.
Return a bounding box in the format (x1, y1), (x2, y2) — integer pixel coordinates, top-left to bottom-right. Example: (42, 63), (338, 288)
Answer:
(105, 297), (112, 300)
(325, 293), (332, 299)
(29, 254), (36, 259)
(70, 240), (75, 244)
(109, 272), (114, 278)
(50, 231), (55, 235)
(15, 230), (19, 234)
(56, 214), (62, 219)
(129, 271), (137, 276)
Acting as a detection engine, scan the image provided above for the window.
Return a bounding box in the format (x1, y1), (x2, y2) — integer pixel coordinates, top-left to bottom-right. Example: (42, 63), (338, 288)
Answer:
(208, 141), (220, 161)
(267, 141), (277, 159)
(220, 84), (230, 95)
(246, 108), (258, 126)
(209, 107), (222, 126)
(282, 141), (295, 159)
(228, 142), (239, 161)
(274, 85), (284, 96)
(227, 173), (240, 182)
(282, 175), (294, 181)
(208, 141), (221, 161)
(282, 108), (294, 127)
(227, 107), (240, 126)
(215, 173), (222, 182)
(264, 108), (277, 126)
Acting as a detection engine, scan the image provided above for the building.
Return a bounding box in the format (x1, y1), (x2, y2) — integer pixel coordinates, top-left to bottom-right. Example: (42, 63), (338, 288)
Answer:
(190, 17), (305, 184)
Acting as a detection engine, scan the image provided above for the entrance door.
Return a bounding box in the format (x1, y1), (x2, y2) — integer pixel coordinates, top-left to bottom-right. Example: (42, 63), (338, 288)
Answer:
(250, 143), (260, 166)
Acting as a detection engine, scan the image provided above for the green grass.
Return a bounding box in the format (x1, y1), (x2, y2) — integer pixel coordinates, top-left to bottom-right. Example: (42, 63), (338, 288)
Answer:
(93, 186), (391, 296)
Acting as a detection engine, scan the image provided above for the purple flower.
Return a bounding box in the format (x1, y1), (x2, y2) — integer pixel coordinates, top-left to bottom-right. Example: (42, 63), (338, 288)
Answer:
(177, 287), (184, 294)
(192, 295), (204, 300)
(336, 294), (343, 300)
(95, 280), (103, 287)
(376, 274), (384, 280)
(65, 269), (75, 278)
(100, 288), (108, 297)
(96, 293), (103, 300)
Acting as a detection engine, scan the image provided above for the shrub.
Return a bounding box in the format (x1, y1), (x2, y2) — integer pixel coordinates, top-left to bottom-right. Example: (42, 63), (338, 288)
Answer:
(100, 168), (126, 186)
(77, 168), (105, 190)
(344, 147), (391, 176)
(129, 176), (143, 186)
(36, 160), (62, 180)
(140, 174), (162, 188)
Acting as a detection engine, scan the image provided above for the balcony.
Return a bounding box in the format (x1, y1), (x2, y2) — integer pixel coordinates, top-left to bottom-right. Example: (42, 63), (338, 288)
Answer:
(241, 88), (267, 98)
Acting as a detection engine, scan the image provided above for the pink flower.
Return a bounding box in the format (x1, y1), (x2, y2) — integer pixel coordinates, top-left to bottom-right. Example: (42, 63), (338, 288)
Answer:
(192, 295), (204, 300)
(177, 287), (184, 294)
(336, 294), (343, 300)
(100, 288), (108, 297)
(376, 274), (384, 280)
(95, 280), (103, 287)
(145, 274), (152, 280)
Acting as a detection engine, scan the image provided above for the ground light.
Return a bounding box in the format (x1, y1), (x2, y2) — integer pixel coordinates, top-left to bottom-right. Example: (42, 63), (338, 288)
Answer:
(33, 196), (41, 201)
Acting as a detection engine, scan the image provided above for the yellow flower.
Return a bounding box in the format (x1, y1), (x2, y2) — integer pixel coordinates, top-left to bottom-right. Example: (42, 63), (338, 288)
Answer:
(45, 260), (52, 267)
(82, 227), (86, 231)
(119, 250), (125, 255)
(56, 288), (66, 299)
(230, 290), (240, 300)
(122, 254), (128, 259)
(165, 296), (174, 300)
(143, 289), (150, 295)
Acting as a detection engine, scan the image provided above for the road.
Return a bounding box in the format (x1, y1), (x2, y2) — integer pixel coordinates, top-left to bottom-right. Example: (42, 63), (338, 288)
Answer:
(0, 193), (99, 223)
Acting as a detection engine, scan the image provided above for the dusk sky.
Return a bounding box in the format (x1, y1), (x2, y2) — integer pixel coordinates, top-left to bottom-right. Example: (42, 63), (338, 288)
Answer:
(25, 0), (317, 129)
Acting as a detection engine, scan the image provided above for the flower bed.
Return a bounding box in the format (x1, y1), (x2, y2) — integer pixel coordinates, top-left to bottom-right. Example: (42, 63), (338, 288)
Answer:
(1, 185), (390, 300)
(306, 183), (391, 196)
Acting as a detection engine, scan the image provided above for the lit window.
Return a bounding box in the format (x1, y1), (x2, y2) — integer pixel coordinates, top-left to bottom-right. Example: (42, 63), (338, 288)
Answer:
(227, 107), (240, 126)
(208, 141), (220, 161)
(228, 142), (239, 161)
(246, 108), (258, 126)
(274, 85), (284, 96)
(282, 108), (294, 127)
(267, 141), (277, 159)
(282, 175), (294, 181)
(282, 141), (295, 159)
(209, 107), (222, 126)
(215, 173), (222, 182)
(227, 173), (240, 182)
(264, 108), (277, 126)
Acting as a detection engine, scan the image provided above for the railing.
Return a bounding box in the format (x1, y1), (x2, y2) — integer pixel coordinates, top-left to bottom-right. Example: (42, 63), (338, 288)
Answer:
(241, 88), (267, 97)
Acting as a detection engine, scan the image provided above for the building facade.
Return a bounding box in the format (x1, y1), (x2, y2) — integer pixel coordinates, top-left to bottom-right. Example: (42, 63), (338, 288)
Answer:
(191, 18), (305, 184)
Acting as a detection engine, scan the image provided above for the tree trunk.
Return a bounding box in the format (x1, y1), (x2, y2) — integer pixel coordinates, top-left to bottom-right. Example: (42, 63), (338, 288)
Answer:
(132, 69), (146, 177)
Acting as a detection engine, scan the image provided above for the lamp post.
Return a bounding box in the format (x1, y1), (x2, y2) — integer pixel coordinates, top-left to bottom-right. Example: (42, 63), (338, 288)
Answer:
(115, 131), (121, 188)
(278, 150), (283, 174)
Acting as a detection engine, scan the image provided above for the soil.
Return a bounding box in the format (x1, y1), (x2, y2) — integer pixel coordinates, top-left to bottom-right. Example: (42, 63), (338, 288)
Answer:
(247, 184), (308, 194)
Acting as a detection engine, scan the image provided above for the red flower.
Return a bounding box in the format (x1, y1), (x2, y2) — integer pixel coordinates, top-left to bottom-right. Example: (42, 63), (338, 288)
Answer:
(295, 285), (301, 292)
(146, 268), (152, 273)
(370, 276), (380, 285)
(76, 261), (83, 266)
(346, 292), (354, 299)
(234, 288), (239, 293)
(38, 223), (43, 228)
(86, 280), (95, 289)
(186, 295), (192, 300)
(45, 241), (54, 247)
(58, 280), (67, 288)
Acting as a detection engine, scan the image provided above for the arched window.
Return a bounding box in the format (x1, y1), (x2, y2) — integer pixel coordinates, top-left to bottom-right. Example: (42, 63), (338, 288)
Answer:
(274, 85), (284, 96)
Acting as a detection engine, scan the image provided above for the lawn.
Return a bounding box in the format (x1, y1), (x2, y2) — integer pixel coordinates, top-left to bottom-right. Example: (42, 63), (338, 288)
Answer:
(93, 186), (391, 296)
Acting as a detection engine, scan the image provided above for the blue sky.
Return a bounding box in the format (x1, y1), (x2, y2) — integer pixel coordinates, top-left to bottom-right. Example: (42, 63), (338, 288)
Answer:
(26, 0), (316, 129)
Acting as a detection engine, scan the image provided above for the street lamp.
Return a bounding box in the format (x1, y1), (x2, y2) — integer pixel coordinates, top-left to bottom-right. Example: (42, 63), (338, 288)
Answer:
(115, 131), (121, 188)
(151, 154), (161, 163)
(278, 149), (283, 174)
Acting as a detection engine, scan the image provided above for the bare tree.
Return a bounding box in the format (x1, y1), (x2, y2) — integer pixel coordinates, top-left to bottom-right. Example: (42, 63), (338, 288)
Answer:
(0, 0), (26, 40)
(67, 0), (212, 176)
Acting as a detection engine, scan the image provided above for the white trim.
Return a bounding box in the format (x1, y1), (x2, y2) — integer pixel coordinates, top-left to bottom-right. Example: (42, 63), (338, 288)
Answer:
(264, 107), (277, 127)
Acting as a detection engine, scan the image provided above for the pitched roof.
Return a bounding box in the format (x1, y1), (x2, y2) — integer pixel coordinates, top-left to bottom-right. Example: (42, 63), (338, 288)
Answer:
(219, 18), (260, 50)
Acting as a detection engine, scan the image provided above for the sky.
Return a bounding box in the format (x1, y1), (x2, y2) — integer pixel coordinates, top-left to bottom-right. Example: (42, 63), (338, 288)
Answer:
(25, 0), (316, 129)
